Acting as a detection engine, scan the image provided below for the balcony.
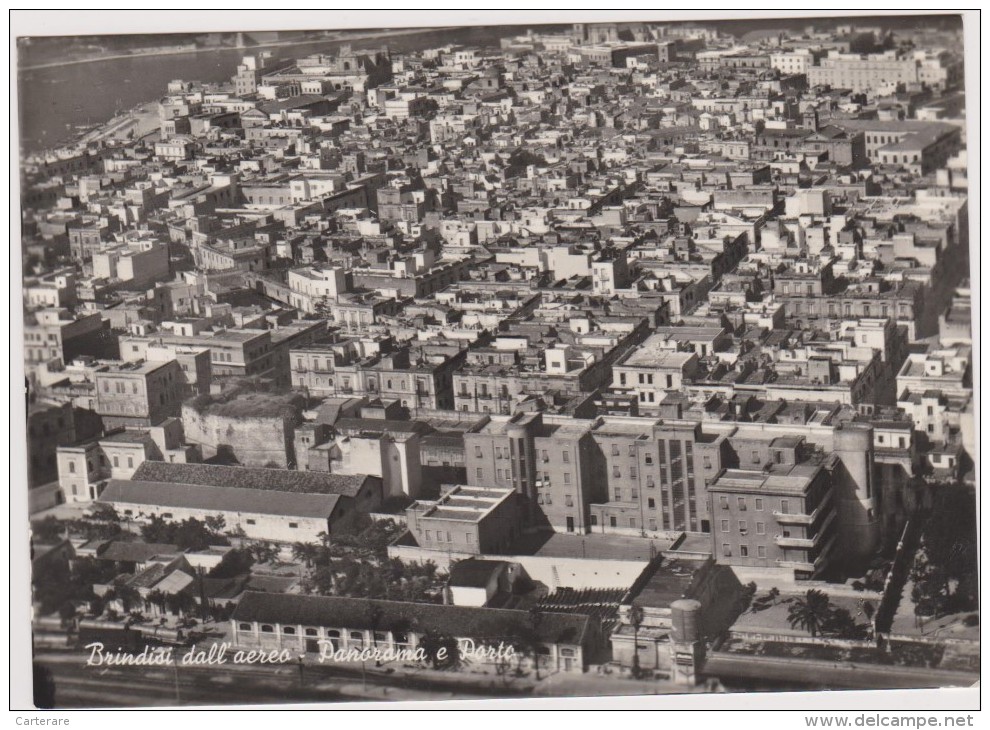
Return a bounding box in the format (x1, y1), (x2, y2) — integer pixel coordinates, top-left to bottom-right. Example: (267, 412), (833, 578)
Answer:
(773, 510), (835, 549)
(776, 533), (836, 573)
(774, 534), (815, 549)
(773, 492), (832, 525)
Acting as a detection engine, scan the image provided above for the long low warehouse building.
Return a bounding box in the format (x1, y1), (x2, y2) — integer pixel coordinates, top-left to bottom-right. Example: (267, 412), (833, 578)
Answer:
(98, 462), (383, 542)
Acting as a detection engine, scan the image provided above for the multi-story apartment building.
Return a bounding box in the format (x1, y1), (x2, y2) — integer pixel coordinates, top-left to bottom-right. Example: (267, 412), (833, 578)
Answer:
(94, 359), (186, 429)
(590, 419), (726, 536)
(463, 412), (606, 533)
(707, 450), (839, 580)
(290, 342), (465, 411)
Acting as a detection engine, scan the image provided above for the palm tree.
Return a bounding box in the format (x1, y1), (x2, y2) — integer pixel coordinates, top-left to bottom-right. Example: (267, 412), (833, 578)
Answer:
(292, 542), (320, 568)
(629, 604), (645, 678)
(787, 589), (832, 638)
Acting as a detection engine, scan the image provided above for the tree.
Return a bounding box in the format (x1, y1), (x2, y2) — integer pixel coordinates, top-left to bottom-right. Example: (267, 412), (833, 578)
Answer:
(146, 588), (168, 616)
(528, 606), (545, 681)
(909, 487), (979, 619)
(104, 583), (142, 615)
(165, 591), (197, 618)
(248, 541), (281, 566)
(418, 630), (461, 671)
(768, 587), (781, 606)
(142, 516), (229, 551)
(205, 514), (226, 535)
(32, 517), (66, 543)
(58, 601), (77, 629)
(368, 605), (385, 665)
(292, 542), (321, 568)
(629, 604), (645, 678)
(787, 589), (832, 638)
(207, 548), (255, 579)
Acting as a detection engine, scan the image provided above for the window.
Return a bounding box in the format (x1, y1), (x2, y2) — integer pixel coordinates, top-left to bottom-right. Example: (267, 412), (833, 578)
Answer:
(246, 519), (256, 525)
(612, 467), (621, 478)
(611, 444), (620, 456)
(755, 498), (763, 511)
(69, 462), (76, 474)
(740, 546), (749, 557)
(562, 451), (570, 463)
(474, 445), (483, 458)
(289, 522), (298, 529)
(756, 522), (765, 535)
(614, 489), (622, 501)
(780, 500), (789, 514)
(722, 543), (731, 557)
(628, 444), (636, 457)
(282, 626), (296, 635)
(305, 628), (319, 637)
(738, 521), (747, 534)
(260, 624), (274, 633)
(425, 531), (431, 541)
(630, 467), (637, 479)
(648, 498), (656, 508)
(563, 472), (571, 485)
(127, 457), (134, 469)
(737, 497), (747, 511)
(497, 469), (503, 480)
(239, 623), (252, 631)
(720, 519), (729, 532)
(719, 495), (729, 509)
(476, 468), (483, 481)
(757, 545), (766, 558)
(752, 450), (761, 464)
(703, 456), (712, 469)
(565, 495), (574, 507)
(113, 456), (119, 467)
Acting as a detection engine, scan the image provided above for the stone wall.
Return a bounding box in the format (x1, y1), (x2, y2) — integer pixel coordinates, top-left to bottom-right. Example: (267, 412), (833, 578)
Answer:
(181, 404), (296, 468)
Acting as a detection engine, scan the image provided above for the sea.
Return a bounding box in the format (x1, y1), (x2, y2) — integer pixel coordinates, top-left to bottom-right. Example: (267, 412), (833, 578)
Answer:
(16, 25), (531, 154)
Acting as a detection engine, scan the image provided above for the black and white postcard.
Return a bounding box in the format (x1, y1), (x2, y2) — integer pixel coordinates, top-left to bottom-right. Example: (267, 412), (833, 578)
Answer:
(11, 9), (981, 717)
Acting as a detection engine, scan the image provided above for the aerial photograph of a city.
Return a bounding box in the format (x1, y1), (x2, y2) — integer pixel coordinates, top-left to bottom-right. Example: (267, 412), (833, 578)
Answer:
(15, 10), (978, 712)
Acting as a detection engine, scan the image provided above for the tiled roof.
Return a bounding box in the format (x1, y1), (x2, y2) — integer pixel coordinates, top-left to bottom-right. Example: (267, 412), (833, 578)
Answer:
(131, 461), (369, 496)
(101, 479), (342, 520)
(232, 591), (590, 646)
(97, 541), (181, 563)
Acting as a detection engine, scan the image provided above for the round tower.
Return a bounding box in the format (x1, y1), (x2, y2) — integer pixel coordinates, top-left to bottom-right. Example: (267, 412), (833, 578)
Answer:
(832, 423), (880, 565)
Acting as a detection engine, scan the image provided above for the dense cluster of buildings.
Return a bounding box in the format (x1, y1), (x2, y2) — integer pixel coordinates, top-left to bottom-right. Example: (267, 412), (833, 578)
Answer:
(25, 20), (972, 686)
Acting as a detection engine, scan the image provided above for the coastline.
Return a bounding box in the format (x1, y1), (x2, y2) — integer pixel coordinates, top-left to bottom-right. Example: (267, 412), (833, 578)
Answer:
(18, 26), (451, 72)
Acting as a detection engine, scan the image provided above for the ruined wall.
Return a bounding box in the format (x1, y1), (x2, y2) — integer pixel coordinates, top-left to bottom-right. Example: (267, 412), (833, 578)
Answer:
(181, 404), (296, 468)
